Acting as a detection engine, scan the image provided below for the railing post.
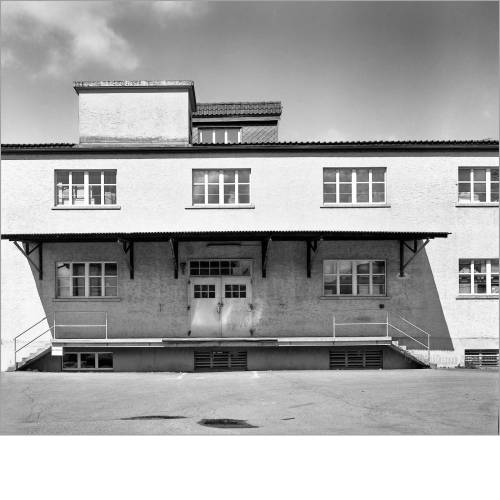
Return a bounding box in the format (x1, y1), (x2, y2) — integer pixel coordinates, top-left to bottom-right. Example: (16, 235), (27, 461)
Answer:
(53, 311), (56, 340)
(428, 335), (431, 365)
(386, 312), (389, 338)
(14, 337), (17, 369)
(105, 312), (108, 340)
(333, 315), (336, 340)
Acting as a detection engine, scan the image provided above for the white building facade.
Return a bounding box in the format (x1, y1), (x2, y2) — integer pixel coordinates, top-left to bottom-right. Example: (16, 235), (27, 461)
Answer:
(1, 80), (498, 371)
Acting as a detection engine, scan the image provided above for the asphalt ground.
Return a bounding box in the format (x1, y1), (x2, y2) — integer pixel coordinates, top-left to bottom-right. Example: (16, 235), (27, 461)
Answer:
(0, 369), (498, 435)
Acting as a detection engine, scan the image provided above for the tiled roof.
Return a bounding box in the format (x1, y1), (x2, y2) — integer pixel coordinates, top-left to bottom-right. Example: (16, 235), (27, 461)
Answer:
(193, 102), (282, 117)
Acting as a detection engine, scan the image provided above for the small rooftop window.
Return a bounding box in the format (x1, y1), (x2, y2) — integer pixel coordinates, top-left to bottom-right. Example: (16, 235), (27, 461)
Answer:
(199, 128), (241, 144)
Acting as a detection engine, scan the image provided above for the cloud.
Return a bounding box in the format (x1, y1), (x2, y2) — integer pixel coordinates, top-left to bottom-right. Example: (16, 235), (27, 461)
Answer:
(151, 1), (209, 19)
(1, 1), (139, 77)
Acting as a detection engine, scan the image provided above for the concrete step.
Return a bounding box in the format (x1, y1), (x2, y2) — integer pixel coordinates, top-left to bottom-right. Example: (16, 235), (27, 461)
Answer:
(17, 344), (51, 370)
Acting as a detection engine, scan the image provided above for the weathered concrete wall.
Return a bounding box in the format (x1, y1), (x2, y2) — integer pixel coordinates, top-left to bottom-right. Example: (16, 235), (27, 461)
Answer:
(78, 90), (191, 144)
(24, 346), (422, 372)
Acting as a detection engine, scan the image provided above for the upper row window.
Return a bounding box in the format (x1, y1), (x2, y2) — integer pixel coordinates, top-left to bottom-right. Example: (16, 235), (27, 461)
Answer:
(458, 167), (499, 204)
(323, 168), (386, 204)
(192, 169), (250, 205)
(55, 170), (117, 206)
(199, 128), (241, 144)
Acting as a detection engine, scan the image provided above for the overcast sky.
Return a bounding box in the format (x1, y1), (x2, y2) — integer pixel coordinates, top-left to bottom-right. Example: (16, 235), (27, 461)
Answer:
(1, 1), (498, 143)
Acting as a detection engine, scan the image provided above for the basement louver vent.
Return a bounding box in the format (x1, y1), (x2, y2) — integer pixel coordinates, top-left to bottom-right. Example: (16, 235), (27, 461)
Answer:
(464, 349), (499, 368)
(329, 349), (383, 369)
(194, 351), (248, 371)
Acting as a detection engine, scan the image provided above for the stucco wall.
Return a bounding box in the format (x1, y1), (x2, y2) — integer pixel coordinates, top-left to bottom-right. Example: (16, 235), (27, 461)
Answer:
(1, 151), (498, 369)
(78, 90), (191, 144)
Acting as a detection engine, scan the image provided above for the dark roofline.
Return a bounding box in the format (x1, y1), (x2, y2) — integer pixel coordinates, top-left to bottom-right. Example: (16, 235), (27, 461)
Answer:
(1, 140), (498, 155)
(1, 230), (450, 243)
(193, 101), (282, 118)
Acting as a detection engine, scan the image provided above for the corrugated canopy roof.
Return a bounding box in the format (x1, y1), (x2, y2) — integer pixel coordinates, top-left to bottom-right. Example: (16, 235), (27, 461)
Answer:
(1, 230), (450, 242)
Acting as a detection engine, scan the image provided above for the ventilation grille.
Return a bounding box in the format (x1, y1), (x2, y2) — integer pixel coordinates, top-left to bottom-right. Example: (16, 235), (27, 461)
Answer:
(329, 349), (383, 369)
(464, 349), (499, 368)
(194, 351), (248, 371)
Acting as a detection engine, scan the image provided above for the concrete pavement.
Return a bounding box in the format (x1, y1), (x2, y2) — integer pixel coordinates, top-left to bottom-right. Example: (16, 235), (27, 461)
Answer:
(0, 369), (498, 434)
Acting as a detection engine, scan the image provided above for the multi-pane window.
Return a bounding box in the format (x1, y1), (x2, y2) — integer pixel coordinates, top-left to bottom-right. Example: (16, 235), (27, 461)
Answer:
(192, 169), (250, 205)
(458, 168), (499, 203)
(199, 128), (241, 144)
(323, 168), (386, 204)
(56, 262), (118, 298)
(190, 260), (252, 276)
(193, 284), (216, 298)
(224, 284), (247, 298)
(63, 352), (113, 370)
(458, 259), (499, 295)
(323, 260), (386, 296)
(55, 170), (117, 206)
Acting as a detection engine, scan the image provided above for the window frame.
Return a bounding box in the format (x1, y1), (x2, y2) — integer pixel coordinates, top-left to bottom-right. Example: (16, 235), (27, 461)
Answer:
(54, 170), (117, 207)
(458, 258), (499, 295)
(192, 169), (251, 206)
(323, 259), (387, 297)
(62, 352), (114, 371)
(55, 261), (118, 298)
(189, 259), (253, 277)
(199, 127), (242, 144)
(457, 167), (499, 204)
(323, 168), (387, 205)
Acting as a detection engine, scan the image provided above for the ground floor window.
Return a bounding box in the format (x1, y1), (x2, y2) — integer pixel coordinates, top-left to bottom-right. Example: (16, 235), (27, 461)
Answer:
(56, 262), (118, 298)
(458, 259), (499, 295)
(323, 260), (386, 296)
(62, 352), (113, 370)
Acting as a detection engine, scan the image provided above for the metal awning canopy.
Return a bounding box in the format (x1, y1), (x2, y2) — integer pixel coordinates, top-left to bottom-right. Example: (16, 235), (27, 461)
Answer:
(2, 230), (450, 279)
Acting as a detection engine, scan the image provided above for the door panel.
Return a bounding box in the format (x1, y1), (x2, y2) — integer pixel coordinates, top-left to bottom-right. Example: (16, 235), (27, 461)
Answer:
(220, 276), (252, 337)
(190, 278), (221, 337)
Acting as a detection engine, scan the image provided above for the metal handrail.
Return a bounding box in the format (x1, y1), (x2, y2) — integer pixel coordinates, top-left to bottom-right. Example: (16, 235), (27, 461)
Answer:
(13, 317), (48, 340)
(16, 327), (53, 355)
(397, 315), (431, 340)
(388, 324), (428, 349)
(332, 311), (432, 365)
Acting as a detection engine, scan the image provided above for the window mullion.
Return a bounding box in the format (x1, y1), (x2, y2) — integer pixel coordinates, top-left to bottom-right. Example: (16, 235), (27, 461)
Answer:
(369, 262), (373, 295)
(219, 170), (224, 204)
(352, 169), (357, 203)
(470, 170), (475, 202)
(353, 261), (357, 296)
(486, 260), (491, 295)
(85, 263), (89, 297)
(69, 171), (73, 206)
(368, 169), (373, 204)
(235, 170), (239, 205)
(70, 263), (74, 296)
(486, 169), (491, 203)
(84, 171), (89, 206)
(204, 171), (208, 204)
(101, 171), (104, 205)
(336, 170), (339, 204)
(470, 260), (475, 294)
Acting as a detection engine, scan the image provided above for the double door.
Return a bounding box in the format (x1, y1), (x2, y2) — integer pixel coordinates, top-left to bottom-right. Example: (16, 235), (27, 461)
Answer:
(189, 276), (252, 337)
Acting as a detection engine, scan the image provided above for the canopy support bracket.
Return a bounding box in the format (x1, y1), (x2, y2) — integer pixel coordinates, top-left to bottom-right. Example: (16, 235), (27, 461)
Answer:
(399, 239), (430, 277)
(169, 238), (179, 279)
(261, 237), (272, 278)
(306, 239), (320, 278)
(119, 239), (135, 279)
(13, 241), (43, 279)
